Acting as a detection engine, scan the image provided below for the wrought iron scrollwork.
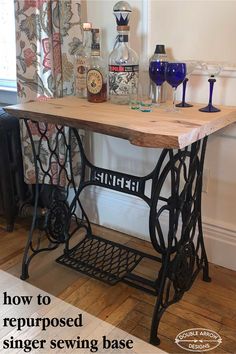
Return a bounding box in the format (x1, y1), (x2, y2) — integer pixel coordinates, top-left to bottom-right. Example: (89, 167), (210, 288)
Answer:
(20, 118), (210, 346)
(171, 241), (196, 292)
(45, 199), (69, 243)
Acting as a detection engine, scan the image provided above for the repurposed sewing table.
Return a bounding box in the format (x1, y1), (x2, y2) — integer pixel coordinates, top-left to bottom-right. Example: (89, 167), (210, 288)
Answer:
(5, 97), (236, 345)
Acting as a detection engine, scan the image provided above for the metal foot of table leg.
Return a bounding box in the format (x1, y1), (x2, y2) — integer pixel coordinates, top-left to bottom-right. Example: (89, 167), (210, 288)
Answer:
(203, 262), (211, 282)
(150, 335), (161, 346)
(20, 267), (29, 281)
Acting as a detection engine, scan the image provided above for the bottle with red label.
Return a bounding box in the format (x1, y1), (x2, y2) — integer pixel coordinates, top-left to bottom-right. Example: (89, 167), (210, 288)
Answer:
(109, 1), (139, 104)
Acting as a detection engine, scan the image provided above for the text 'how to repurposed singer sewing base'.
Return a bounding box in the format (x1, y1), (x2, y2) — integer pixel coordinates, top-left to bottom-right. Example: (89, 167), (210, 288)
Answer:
(5, 97), (236, 345)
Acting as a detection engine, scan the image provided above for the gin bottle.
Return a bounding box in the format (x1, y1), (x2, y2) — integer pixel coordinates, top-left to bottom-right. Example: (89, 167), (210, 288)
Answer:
(74, 22), (92, 98)
(109, 1), (139, 104)
(87, 29), (107, 103)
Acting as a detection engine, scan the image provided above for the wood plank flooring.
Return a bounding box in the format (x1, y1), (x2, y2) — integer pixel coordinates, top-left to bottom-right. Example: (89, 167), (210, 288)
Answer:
(0, 270), (166, 354)
(0, 217), (236, 353)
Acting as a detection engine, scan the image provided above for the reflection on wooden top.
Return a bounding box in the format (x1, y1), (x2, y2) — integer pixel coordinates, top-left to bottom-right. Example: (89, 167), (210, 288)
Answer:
(5, 96), (236, 148)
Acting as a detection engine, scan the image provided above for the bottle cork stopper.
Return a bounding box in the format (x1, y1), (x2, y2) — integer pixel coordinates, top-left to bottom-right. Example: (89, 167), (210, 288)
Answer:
(83, 22), (92, 30)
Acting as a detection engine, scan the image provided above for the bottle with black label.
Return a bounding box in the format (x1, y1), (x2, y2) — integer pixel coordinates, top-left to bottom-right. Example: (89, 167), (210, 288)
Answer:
(87, 29), (107, 103)
(74, 22), (92, 98)
(109, 1), (139, 104)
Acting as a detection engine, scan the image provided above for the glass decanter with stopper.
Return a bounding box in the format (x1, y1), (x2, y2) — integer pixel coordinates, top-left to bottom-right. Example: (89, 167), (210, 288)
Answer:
(109, 1), (139, 104)
(74, 22), (92, 98)
(87, 29), (107, 103)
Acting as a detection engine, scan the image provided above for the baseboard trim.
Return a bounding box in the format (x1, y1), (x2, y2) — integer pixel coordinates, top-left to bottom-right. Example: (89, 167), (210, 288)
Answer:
(81, 188), (236, 271)
(202, 218), (236, 271)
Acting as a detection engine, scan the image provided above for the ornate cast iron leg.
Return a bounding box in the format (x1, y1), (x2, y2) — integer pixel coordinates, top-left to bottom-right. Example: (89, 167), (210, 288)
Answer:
(21, 119), (40, 280)
(20, 119), (89, 279)
(149, 137), (210, 344)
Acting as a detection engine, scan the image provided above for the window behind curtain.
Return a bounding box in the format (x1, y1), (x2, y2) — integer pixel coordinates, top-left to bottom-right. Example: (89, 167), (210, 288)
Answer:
(0, 0), (16, 90)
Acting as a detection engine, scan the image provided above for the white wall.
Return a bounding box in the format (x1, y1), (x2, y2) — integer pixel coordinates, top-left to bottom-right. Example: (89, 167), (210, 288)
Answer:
(148, 0), (236, 63)
(82, 0), (236, 271)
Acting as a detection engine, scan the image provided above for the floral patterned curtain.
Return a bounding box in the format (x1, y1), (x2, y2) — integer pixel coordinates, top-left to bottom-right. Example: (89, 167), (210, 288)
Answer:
(14, 0), (82, 185)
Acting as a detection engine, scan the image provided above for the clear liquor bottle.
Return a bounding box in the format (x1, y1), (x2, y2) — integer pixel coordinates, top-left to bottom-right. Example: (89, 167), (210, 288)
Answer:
(109, 2), (139, 105)
(87, 29), (107, 103)
(74, 22), (92, 98)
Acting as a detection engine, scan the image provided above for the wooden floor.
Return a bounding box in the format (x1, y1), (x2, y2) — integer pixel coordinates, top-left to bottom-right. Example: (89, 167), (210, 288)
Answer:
(0, 217), (236, 354)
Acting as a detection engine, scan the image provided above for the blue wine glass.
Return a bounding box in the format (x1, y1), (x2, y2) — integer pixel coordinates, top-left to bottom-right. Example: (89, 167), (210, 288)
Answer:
(176, 60), (198, 108)
(166, 62), (186, 112)
(149, 61), (168, 105)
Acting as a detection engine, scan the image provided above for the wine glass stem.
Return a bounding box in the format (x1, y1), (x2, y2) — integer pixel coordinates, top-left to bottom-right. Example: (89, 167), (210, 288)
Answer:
(150, 81), (155, 103)
(172, 87), (177, 110)
(182, 78), (188, 104)
(208, 77), (216, 106)
(157, 85), (161, 104)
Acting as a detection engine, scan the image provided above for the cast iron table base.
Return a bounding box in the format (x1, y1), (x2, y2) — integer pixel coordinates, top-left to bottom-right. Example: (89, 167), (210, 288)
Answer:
(20, 118), (211, 345)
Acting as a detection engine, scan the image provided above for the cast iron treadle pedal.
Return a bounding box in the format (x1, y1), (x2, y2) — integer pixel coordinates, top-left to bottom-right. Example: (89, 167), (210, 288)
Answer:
(56, 234), (150, 285)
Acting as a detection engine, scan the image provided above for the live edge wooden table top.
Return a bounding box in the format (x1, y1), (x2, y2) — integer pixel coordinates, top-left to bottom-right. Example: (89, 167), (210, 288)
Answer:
(5, 96), (236, 148)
